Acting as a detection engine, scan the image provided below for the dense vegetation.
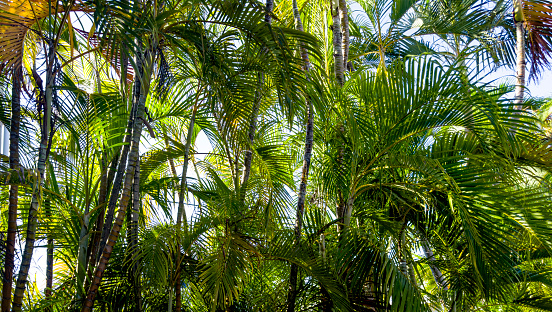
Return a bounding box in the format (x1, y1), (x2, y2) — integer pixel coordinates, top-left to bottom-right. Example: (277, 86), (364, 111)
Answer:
(1, 0), (552, 311)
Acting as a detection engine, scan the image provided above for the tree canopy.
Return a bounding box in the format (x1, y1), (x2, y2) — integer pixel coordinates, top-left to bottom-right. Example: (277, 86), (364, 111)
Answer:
(1, 0), (552, 311)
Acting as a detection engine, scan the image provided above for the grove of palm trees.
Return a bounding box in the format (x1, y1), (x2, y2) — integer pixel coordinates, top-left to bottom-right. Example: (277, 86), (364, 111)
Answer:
(1, 0), (552, 311)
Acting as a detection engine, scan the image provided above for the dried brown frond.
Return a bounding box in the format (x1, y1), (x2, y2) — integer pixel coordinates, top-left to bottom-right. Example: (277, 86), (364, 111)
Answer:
(523, 0), (552, 81)
(0, 0), (90, 72)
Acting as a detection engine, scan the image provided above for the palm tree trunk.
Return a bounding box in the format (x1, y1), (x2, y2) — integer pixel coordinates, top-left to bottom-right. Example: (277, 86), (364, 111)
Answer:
(330, 0), (344, 85)
(335, 0), (349, 220)
(239, 74), (262, 202)
(240, 2), (273, 202)
(130, 159), (142, 311)
(286, 3), (313, 311)
(287, 98), (314, 312)
(87, 151), (119, 279)
(2, 61), (22, 312)
(339, 0), (349, 72)
(96, 44), (135, 262)
(82, 46), (154, 312)
(168, 290), (174, 312)
(514, 20), (526, 107)
(399, 222), (418, 284)
(45, 199), (54, 312)
(343, 195), (355, 227)
(97, 103), (136, 262)
(77, 169), (93, 298)
(398, 223), (408, 276)
(421, 237), (447, 288)
(264, 0), (273, 23)
(336, 125), (346, 233)
(293, 0), (311, 70)
(175, 100), (199, 311)
(12, 41), (56, 312)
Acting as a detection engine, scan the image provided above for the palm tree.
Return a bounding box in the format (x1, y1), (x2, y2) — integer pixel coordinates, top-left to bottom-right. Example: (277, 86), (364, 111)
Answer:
(82, 26), (157, 312)
(1, 56), (22, 312)
(3, 1), (552, 311)
(513, 0), (552, 105)
(0, 1), (94, 308)
(285, 0), (317, 310)
(240, 0), (274, 202)
(12, 18), (67, 312)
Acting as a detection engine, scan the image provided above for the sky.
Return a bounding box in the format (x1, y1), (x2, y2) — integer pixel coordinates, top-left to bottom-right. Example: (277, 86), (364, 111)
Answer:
(487, 67), (552, 99)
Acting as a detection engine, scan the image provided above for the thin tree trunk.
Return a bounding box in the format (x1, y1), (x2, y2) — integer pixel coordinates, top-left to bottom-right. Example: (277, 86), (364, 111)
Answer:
(97, 103), (136, 262)
(130, 159), (142, 311)
(334, 0), (349, 224)
(287, 2), (313, 310)
(398, 223), (408, 276)
(87, 151), (119, 282)
(293, 0), (311, 69)
(336, 125), (346, 233)
(331, 0), (344, 85)
(339, 0), (349, 72)
(239, 80), (261, 201)
(2, 60), (22, 312)
(168, 290), (173, 312)
(514, 20), (526, 108)
(12, 41), (56, 311)
(82, 46), (154, 312)
(408, 260), (417, 285)
(175, 100), (199, 311)
(83, 80), (110, 287)
(240, 0), (273, 202)
(96, 46), (135, 262)
(286, 98), (314, 312)
(343, 195), (355, 227)
(45, 199), (54, 312)
(264, 0), (273, 23)
(77, 154), (93, 298)
(421, 237), (447, 288)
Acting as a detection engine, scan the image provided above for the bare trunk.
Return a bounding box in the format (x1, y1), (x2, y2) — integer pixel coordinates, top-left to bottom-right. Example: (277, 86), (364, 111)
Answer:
(421, 238), (447, 288)
(292, 0), (311, 70)
(514, 20), (526, 108)
(286, 4), (313, 308)
(98, 103), (136, 261)
(343, 195), (355, 227)
(12, 41), (56, 311)
(130, 159), (142, 311)
(330, 0), (344, 85)
(82, 46), (153, 312)
(168, 290), (173, 312)
(336, 125), (346, 233)
(45, 199), (54, 312)
(334, 0), (349, 232)
(77, 175), (93, 297)
(398, 223), (408, 276)
(175, 101), (199, 311)
(319, 234), (326, 263)
(87, 152), (119, 281)
(287, 100), (314, 312)
(339, 0), (349, 72)
(239, 0), (274, 202)
(264, 0), (274, 23)
(2, 61), (22, 312)
(96, 43), (135, 261)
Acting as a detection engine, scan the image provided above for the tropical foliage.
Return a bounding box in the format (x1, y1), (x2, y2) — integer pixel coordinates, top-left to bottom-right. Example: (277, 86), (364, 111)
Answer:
(1, 0), (552, 311)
